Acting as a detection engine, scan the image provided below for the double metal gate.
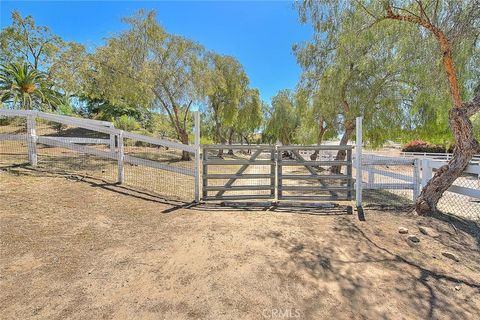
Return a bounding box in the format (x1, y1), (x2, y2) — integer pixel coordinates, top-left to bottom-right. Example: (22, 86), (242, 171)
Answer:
(202, 144), (353, 202)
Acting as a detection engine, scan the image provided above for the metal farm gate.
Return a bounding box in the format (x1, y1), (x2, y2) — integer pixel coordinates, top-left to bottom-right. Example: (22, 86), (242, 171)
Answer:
(202, 145), (276, 201)
(202, 144), (354, 203)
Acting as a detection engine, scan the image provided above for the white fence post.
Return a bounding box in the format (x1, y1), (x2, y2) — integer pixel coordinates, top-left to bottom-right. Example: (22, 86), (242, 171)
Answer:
(108, 123), (116, 153)
(421, 158), (432, 189)
(355, 116), (363, 208)
(117, 131), (124, 184)
(26, 115), (37, 166)
(413, 159), (421, 200)
(194, 111), (201, 203)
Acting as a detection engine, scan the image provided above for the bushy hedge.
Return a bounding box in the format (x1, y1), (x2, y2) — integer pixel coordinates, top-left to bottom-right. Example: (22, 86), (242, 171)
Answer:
(402, 140), (446, 153)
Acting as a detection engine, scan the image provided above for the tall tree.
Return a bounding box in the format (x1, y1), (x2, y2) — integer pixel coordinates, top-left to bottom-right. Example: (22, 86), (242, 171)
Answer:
(84, 10), (207, 160)
(298, 0), (480, 213)
(0, 11), (86, 89)
(205, 53), (249, 152)
(296, 4), (409, 172)
(235, 88), (263, 145)
(265, 90), (302, 145)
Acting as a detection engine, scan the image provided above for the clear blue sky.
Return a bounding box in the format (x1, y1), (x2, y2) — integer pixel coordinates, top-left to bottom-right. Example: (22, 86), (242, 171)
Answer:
(0, 0), (313, 102)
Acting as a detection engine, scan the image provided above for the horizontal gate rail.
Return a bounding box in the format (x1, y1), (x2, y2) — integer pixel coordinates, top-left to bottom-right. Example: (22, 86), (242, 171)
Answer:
(202, 145), (275, 201)
(278, 145), (352, 150)
(202, 194), (273, 201)
(204, 185), (274, 191)
(203, 159), (273, 165)
(205, 173), (274, 179)
(280, 195), (351, 201)
(280, 186), (351, 191)
(278, 146), (353, 201)
(279, 160), (349, 166)
(281, 174), (350, 180)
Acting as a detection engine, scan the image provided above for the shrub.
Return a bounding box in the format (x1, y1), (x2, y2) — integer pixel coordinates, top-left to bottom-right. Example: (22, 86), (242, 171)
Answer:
(402, 140), (446, 153)
(114, 115), (140, 132)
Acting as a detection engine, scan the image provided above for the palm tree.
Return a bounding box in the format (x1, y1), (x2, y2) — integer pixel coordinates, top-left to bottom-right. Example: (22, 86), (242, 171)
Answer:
(0, 62), (61, 110)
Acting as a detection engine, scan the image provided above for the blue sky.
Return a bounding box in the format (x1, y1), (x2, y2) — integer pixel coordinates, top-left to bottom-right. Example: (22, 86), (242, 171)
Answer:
(0, 0), (313, 102)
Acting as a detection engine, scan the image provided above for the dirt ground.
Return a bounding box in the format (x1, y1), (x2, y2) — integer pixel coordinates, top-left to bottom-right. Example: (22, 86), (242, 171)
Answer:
(1, 167), (480, 320)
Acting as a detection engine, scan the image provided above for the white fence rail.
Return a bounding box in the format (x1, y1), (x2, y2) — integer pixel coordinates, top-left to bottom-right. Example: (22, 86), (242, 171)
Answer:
(421, 159), (480, 199)
(354, 154), (420, 201)
(0, 109), (200, 201)
(401, 151), (480, 163)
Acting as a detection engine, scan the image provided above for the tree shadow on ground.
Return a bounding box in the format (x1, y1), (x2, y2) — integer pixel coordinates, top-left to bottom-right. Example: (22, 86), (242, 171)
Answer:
(260, 214), (480, 319)
(189, 202), (354, 216)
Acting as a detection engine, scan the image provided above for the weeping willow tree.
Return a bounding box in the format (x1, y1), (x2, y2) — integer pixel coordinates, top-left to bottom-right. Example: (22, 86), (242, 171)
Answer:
(82, 10), (208, 160)
(205, 54), (248, 148)
(264, 89), (305, 145)
(295, 4), (411, 172)
(297, 0), (480, 214)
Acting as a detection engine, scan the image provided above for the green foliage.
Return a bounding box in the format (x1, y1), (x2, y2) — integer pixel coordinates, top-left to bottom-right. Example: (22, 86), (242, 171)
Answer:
(114, 115), (141, 132)
(295, 0), (480, 146)
(264, 90), (301, 145)
(0, 62), (62, 111)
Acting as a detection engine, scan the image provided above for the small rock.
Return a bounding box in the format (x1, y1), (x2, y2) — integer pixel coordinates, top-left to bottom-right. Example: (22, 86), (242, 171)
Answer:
(442, 252), (460, 262)
(407, 235), (420, 243)
(419, 226), (440, 238)
(455, 285), (461, 291)
(398, 227), (409, 234)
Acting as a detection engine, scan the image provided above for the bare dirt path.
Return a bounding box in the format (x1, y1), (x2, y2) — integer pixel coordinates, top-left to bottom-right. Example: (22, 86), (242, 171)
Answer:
(1, 167), (480, 319)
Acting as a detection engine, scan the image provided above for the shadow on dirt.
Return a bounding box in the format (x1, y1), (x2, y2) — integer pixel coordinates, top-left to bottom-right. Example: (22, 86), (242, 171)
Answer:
(260, 215), (480, 319)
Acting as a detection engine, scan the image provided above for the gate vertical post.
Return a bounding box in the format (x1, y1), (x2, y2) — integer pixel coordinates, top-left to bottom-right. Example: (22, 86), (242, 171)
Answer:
(413, 159), (421, 200)
(346, 149), (353, 200)
(117, 131), (124, 184)
(355, 117), (363, 208)
(26, 114), (37, 166)
(194, 111), (201, 203)
(277, 146), (283, 200)
(202, 147), (208, 200)
(271, 146), (276, 201)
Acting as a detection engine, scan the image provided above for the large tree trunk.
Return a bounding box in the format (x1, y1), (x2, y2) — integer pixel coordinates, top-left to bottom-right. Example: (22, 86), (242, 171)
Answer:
(330, 120), (354, 174)
(179, 128), (191, 161)
(416, 95), (480, 214)
(227, 128), (234, 155)
(384, 6), (480, 214)
(310, 118), (327, 160)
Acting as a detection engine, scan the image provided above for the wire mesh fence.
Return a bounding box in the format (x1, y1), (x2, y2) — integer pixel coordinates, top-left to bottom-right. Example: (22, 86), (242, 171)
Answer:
(122, 137), (196, 201)
(0, 112), (198, 203)
(0, 116), (28, 167)
(437, 171), (480, 220)
(355, 152), (480, 220)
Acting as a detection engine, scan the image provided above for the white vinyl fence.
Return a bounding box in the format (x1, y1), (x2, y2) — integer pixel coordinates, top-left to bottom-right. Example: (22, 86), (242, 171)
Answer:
(354, 152), (480, 219)
(401, 151), (480, 163)
(0, 109), (201, 202)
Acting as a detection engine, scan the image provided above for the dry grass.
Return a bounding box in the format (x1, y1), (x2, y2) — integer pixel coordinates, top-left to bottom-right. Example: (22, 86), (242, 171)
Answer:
(1, 168), (480, 319)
